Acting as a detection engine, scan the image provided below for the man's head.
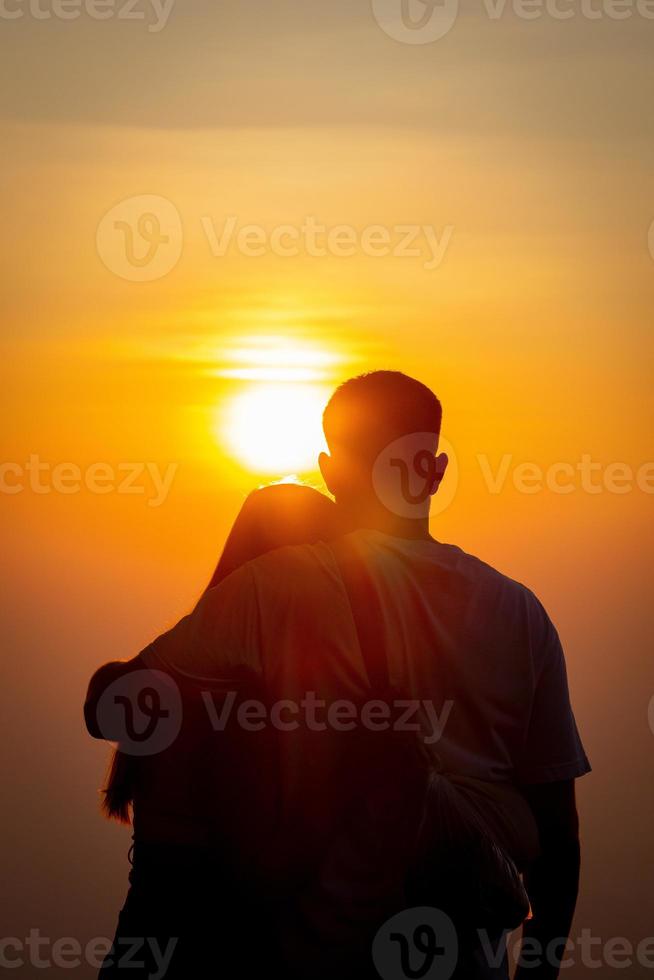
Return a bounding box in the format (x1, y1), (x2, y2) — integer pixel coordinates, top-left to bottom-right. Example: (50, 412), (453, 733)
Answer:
(319, 370), (448, 529)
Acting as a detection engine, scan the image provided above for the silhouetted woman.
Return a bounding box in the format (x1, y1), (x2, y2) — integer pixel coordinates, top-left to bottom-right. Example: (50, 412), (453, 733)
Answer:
(87, 483), (342, 978)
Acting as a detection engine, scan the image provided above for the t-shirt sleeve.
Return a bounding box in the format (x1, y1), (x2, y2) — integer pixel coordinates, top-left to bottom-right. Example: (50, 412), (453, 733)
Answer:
(140, 563), (261, 679)
(515, 605), (591, 785)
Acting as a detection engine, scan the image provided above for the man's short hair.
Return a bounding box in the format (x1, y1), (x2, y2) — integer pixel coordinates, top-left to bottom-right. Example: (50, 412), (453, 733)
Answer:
(323, 370), (442, 460)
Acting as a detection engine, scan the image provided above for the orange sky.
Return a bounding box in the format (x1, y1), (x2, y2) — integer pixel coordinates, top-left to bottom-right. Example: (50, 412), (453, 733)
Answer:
(1, 1), (654, 970)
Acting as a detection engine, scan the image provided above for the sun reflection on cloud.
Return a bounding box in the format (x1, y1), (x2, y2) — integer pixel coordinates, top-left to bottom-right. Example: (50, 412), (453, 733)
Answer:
(212, 335), (342, 382)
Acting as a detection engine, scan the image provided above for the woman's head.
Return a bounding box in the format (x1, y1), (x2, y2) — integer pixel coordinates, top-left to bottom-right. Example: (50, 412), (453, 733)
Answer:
(104, 483), (342, 823)
(209, 483), (342, 588)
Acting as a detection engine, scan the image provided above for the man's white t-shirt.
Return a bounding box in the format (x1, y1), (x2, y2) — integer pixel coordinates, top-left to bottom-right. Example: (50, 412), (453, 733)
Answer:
(143, 529), (590, 790)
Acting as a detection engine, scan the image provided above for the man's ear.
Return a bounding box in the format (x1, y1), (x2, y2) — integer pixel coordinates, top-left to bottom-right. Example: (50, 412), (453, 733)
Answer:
(430, 452), (449, 495)
(319, 451), (337, 496)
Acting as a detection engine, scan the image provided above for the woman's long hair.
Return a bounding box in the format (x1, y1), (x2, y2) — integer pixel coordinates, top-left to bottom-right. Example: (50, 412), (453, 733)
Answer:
(101, 483), (342, 822)
(102, 746), (137, 823)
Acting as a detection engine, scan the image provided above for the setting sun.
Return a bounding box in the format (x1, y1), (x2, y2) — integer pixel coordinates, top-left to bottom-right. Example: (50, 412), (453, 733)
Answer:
(219, 382), (330, 475)
(211, 336), (339, 474)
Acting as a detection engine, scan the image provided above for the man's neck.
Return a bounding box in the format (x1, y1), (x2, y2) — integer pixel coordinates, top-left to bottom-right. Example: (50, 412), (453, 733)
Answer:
(340, 505), (433, 541)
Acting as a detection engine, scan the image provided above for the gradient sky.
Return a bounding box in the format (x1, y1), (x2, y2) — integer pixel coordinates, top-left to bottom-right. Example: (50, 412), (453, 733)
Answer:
(1, 1), (653, 975)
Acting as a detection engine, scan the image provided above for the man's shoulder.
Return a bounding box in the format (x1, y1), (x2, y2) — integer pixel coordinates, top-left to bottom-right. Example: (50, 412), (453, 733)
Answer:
(438, 540), (546, 617)
(238, 534), (550, 630)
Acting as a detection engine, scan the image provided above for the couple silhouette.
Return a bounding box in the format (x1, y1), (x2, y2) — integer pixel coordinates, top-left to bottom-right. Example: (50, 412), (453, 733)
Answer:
(85, 370), (590, 979)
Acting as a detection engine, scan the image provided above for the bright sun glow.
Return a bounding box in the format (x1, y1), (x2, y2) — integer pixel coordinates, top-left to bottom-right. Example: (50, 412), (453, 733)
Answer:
(215, 336), (340, 474)
(221, 382), (330, 474)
